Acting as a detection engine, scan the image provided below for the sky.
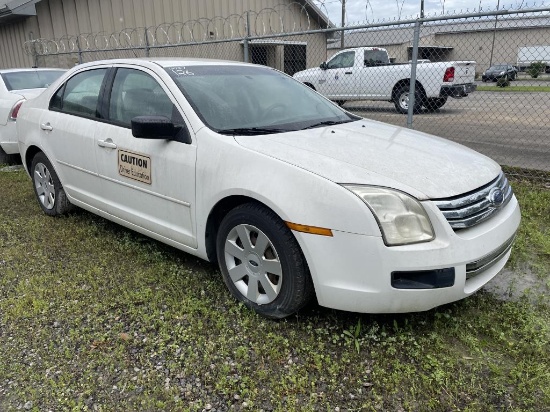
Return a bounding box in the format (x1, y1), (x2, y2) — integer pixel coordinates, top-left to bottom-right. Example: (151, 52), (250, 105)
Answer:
(311, 0), (533, 24)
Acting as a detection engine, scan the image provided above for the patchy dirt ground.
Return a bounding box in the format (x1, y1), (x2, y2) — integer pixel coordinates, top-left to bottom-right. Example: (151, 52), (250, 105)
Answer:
(484, 265), (550, 304)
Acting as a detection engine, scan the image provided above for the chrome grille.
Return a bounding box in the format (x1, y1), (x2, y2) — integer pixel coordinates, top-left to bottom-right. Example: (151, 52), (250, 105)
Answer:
(466, 234), (516, 279)
(433, 172), (513, 230)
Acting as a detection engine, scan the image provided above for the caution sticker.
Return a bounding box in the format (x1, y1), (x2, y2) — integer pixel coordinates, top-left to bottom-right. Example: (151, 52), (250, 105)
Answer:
(118, 149), (152, 184)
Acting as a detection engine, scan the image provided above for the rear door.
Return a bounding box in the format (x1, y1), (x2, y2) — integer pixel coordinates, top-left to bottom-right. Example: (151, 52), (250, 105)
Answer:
(93, 66), (197, 248)
(39, 67), (109, 208)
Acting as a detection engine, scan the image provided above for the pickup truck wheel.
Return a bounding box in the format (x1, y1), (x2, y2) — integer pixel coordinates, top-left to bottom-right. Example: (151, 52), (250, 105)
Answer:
(216, 203), (313, 319)
(393, 85), (422, 114)
(424, 97), (447, 112)
(31, 152), (73, 216)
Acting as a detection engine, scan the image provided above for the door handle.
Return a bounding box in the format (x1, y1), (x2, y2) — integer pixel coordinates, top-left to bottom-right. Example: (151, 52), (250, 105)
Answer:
(345, 71), (353, 74)
(97, 139), (117, 149)
(40, 122), (53, 131)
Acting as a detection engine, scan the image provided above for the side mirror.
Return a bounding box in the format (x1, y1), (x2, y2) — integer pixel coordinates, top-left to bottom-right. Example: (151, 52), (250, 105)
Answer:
(131, 115), (191, 144)
(320, 62), (328, 70)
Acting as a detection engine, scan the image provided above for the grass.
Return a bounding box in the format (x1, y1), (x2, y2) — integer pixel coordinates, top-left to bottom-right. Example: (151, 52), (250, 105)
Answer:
(476, 85), (550, 92)
(0, 168), (549, 411)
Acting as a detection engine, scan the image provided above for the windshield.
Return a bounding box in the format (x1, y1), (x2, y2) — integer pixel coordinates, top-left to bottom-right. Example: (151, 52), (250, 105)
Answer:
(1, 70), (65, 91)
(165, 65), (358, 135)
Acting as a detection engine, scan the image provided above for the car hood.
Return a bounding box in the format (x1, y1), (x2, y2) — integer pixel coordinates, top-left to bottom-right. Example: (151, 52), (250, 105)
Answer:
(234, 119), (500, 200)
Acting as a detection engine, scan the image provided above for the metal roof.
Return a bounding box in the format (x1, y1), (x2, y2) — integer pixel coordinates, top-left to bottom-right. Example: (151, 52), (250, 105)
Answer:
(0, 0), (40, 23)
(328, 15), (550, 49)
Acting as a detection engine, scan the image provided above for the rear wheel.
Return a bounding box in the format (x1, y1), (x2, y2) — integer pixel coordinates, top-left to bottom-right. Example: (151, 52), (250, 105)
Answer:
(424, 97), (447, 112)
(216, 203), (313, 319)
(393, 85), (422, 114)
(31, 152), (73, 216)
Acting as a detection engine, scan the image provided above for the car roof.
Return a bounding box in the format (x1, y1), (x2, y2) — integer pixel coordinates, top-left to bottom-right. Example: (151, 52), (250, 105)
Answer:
(0, 68), (65, 74)
(74, 57), (254, 70)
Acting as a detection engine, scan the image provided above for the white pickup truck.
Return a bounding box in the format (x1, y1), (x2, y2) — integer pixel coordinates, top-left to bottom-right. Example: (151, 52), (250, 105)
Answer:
(293, 47), (476, 113)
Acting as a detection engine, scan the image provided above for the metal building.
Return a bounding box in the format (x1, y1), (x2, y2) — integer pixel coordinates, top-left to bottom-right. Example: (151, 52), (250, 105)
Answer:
(0, 0), (332, 72)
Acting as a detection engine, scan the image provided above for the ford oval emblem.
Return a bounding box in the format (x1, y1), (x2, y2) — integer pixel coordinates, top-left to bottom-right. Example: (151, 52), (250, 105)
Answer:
(488, 188), (504, 208)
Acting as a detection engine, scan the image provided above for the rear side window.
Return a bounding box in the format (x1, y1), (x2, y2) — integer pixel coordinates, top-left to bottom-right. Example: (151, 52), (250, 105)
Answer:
(108, 68), (181, 127)
(50, 69), (107, 118)
(364, 50), (388, 66)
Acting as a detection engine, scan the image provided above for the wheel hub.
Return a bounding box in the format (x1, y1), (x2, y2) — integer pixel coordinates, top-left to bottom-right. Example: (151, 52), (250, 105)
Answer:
(246, 253), (261, 274)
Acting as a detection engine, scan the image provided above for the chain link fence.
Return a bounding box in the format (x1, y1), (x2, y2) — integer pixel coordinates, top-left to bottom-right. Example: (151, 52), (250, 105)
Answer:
(23, 3), (550, 180)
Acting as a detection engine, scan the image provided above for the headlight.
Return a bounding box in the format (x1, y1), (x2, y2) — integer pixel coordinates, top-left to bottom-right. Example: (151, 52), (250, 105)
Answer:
(499, 71), (505, 75)
(344, 186), (434, 246)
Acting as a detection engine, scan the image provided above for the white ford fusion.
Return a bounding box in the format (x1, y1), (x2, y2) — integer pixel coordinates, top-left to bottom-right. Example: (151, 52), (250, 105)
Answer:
(17, 58), (520, 318)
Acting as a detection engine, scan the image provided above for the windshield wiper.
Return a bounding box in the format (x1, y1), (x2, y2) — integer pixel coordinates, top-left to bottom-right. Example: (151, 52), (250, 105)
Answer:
(302, 119), (354, 130)
(217, 127), (290, 136)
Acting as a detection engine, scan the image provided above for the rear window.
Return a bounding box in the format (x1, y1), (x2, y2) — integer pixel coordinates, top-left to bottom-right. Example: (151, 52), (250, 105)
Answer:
(1, 70), (65, 91)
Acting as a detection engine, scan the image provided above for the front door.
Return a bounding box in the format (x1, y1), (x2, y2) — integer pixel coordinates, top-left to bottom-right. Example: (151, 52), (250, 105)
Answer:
(317, 50), (356, 99)
(94, 67), (197, 248)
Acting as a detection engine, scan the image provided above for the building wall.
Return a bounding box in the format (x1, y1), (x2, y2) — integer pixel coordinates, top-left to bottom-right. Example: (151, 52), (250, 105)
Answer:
(435, 27), (550, 73)
(31, 0), (317, 39)
(0, 0), (327, 69)
(0, 18), (39, 68)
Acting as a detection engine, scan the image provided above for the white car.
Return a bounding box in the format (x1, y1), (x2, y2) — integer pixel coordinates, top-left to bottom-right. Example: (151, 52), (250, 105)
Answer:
(0, 68), (65, 164)
(17, 58), (520, 319)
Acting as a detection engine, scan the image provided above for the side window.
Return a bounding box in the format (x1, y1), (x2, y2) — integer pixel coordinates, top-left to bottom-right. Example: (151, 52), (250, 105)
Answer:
(327, 51), (355, 69)
(50, 69), (107, 118)
(108, 68), (181, 127)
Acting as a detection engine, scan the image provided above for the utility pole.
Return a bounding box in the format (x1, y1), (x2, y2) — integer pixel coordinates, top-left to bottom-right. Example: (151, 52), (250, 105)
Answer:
(340, 0), (346, 49)
(489, 0), (501, 67)
(420, 0), (424, 18)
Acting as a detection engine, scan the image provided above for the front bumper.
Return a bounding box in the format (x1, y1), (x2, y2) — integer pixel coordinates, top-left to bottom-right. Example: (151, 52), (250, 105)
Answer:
(482, 74), (507, 81)
(292, 195), (520, 313)
(440, 83), (477, 98)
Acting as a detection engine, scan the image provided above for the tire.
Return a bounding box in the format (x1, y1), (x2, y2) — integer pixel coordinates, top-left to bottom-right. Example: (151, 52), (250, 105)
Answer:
(393, 85), (422, 114)
(31, 152), (73, 216)
(216, 203), (314, 319)
(424, 97), (447, 112)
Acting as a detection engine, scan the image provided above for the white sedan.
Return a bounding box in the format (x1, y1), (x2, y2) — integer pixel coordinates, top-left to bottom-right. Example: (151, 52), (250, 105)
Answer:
(0, 68), (65, 164)
(17, 58), (520, 318)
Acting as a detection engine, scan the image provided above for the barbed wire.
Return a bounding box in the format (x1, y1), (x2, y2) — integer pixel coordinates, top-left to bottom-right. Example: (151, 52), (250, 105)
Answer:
(340, 0), (549, 27)
(23, 2), (330, 56)
(23, 1), (550, 56)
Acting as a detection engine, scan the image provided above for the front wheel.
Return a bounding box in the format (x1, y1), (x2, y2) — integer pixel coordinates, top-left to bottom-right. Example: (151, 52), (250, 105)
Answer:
(31, 152), (73, 216)
(216, 203), (313, 319)
(393, 85), (422, 114)
(424, 97), (447, 112)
